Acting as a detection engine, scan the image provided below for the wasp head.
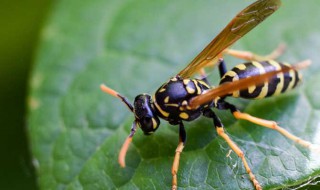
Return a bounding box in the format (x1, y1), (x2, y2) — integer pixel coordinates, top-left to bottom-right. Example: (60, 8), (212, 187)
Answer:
(134, 94), (160, 135)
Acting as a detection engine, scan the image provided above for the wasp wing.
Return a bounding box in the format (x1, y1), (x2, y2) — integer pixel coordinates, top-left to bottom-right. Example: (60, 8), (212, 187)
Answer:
(188, 60), (311, 109)
(178, 0), (281, 78)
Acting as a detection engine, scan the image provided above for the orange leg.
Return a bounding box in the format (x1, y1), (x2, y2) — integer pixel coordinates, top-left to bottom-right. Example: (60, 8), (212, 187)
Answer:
(171, 123), (186, 190)
(233, 111), (320, 152)
(216, 127), (262, 190)
(203, 109), (262, 190)
(172, 141), (184, 190)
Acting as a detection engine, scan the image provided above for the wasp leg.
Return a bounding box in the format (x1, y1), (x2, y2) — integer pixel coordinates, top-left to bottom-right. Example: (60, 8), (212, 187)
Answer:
(172, 122), (186, 190)
(199, 70), (210, 85)
(223, 43), (286, 62)
(199, 58), (226, 85)
(203, 109), (262, 190)
(199, 68), (207, 79)
(218, 58), (227, 78)
(218, 101), (319, 151)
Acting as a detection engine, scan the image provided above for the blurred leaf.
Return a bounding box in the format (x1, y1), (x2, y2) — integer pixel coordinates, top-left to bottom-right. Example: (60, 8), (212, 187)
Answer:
(0, 0), (51, 189)
(28, 0), (320, 189)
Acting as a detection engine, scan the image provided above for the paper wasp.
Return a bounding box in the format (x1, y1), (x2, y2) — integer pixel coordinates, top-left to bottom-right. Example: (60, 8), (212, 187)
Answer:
(100, 0), (317, 189)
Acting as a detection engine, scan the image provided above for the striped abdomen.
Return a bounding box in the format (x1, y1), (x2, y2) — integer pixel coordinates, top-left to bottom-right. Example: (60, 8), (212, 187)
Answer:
(219, 60), (302, 99)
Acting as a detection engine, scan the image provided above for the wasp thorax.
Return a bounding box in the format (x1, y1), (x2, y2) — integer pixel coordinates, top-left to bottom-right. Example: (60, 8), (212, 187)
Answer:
(134, 94), (160, 135)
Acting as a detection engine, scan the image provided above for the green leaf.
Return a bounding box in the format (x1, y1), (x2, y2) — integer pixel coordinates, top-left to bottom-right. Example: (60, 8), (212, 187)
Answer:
(28, 0), (320, 189)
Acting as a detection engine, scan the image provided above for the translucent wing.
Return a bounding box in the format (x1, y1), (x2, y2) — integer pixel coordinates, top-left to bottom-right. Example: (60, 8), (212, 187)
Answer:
(188, 60), (311, 109)
(178, 0), (281, 78)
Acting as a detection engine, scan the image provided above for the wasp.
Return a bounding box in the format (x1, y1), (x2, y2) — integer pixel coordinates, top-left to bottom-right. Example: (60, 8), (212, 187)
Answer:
(100, 0), (316, 189)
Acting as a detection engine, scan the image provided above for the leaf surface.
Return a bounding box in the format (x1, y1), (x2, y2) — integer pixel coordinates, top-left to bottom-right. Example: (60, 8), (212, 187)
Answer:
(28, 0), (320, 189)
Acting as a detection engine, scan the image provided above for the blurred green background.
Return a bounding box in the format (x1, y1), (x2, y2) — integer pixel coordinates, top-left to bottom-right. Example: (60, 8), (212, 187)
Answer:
(0, 0), (51, 189)
(1, 0), (320, 189)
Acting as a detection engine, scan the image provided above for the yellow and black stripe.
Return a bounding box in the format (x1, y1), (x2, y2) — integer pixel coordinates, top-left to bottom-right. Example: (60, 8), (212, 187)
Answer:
(219, 60), (301, 99)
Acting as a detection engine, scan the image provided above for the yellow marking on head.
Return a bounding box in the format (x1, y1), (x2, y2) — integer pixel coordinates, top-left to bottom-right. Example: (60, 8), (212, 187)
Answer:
(235, 64), (246, 70)
(179, 112), (189, 120)
(152, 118), (158, 129)
(164, 96), (169, 103)
(154, 101), (169, 117)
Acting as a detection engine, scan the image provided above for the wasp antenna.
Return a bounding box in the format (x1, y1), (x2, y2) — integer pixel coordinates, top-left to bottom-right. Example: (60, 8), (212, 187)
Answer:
(100, 84), (134, 112)
(100, 84), (120, 98)
(118, 121), (137, 167)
